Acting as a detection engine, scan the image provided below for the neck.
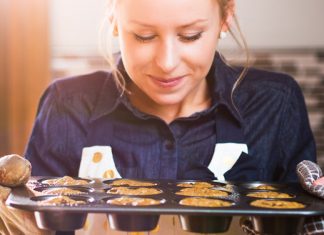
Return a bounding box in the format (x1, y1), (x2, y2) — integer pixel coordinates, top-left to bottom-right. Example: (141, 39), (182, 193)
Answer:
(127, 81), (211, 124)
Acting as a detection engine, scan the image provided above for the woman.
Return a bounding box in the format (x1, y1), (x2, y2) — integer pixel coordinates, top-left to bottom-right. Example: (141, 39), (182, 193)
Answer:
(26, 0), (315, 181)
(23, 0), (316, 234)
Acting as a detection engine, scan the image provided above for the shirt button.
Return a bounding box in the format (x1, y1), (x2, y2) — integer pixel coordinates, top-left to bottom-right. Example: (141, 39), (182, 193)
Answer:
(164, 140), (175, 150)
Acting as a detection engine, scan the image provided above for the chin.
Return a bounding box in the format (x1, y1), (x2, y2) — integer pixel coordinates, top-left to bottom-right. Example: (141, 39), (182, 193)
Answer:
(151, 96), (183, 106)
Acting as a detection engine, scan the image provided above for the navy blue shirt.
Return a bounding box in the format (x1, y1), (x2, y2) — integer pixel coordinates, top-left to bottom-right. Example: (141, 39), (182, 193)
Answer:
(24, 53), (316, 182)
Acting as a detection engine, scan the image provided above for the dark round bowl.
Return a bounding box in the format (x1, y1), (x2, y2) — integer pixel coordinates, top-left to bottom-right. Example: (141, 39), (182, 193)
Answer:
(107, 214), (160, 231)
(34, 211), (88, 231)
(251, 216), (305, 235)
(179, 215), (232, 233)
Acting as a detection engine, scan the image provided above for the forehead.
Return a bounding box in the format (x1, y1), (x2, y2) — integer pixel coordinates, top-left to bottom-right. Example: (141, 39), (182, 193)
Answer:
(116, 0), (220, 26)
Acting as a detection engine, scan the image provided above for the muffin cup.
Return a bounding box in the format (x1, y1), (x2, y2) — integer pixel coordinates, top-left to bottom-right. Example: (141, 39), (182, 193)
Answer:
(103, 178), (158, 187)
(174, 180), (226, 188)
(34, 211), (87, 231)
(33, 186), (94, 195)
(106, 196), (166, 206)
(107, 213), (160, 231)
(179, 215), (232, 233)
(245, 190), (295, 199)
(178, 197), (234, 233)
(106, 187), (163, 196)
(251, 216), (305, 235)
(31, 195), (93, 231)
(238, 182), (287, 191)
(38, 176), (94, 186)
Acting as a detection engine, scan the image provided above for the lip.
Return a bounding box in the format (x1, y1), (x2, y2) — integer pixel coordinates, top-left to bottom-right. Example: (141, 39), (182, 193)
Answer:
(149, 75), (185, 88)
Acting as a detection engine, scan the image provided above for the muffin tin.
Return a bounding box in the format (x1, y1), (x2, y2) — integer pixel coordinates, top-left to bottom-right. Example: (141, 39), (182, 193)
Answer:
(6, 177), (324, 234)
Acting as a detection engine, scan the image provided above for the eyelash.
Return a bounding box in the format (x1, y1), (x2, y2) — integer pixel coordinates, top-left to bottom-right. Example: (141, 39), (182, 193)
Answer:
(134, 32), (203, 43)
(134, 34), (155, 43)
(181, 32), (203, 42)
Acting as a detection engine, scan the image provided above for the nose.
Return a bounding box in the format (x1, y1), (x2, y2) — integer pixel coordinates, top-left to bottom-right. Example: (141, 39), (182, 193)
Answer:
(155, 38), (179, 73)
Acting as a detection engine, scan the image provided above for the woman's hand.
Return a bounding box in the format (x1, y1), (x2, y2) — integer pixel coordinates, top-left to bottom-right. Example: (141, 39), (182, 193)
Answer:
(313, 176), (324, 186)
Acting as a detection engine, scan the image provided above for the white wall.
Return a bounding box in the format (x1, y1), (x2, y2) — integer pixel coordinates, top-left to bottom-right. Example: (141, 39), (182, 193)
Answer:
(50, 0), (324, 55)
(231, 0), (324, 49)
(50, 0), (107, 55)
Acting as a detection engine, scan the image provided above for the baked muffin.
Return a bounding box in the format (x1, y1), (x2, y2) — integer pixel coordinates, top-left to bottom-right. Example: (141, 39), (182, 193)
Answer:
(42, 176), (88, 186)
(251, 185), (278, 190)
(176, 187), (229, 197)
(108, 179), (156, 187)
(107, 187), (162, 195)
(41, 187), (84, 195)
(0, 154), (31, 187)
(246, 191), (293, 199)
(250, 199), (305, 209)
(38, 196), (86, 206)
(179, 197), (232, 207)
(177, 182), (214, 188)
(107, 197), (163, 206)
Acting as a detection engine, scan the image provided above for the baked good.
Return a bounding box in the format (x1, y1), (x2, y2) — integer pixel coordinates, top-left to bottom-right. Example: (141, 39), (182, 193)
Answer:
(250, 199), (305, 209)
(107, 187), (162, 195)
(251, 185), (278, 190)
(38, 196), (86, 206)
(42, 176), (88, 186)
(107, 197), (162, 206)
(108, 179), (156, 187)
(177, 182), (214, 188)
(246, 191), (293, 198)
(179, 197), (232, 207)
(176, 187), (229, 197)
(0, 154), (31, 187)
(41, 187), (83, 195)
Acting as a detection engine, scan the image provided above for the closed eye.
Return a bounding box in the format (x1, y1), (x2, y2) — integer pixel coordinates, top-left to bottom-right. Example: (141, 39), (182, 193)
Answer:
(134, 34), (156, 42)
(179, 32), (203, 42)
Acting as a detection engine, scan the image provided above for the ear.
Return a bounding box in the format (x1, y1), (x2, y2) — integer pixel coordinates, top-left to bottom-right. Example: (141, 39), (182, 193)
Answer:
(112, 24), (119, 37)
(221, 0), (235, 32)
(109, 15), (119, 37)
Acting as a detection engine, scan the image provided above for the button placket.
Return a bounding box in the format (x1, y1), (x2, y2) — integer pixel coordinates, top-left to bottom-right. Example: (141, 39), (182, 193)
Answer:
(159, 126), (178, 178)
(164, 139), (175, 150)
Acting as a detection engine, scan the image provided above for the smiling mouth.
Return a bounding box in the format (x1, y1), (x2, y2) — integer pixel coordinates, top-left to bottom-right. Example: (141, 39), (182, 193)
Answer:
(149, 75), (185, 88)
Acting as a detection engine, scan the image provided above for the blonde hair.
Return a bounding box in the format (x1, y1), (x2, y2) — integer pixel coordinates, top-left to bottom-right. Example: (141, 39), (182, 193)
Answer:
(99, 0), (125, 91)
(99, 0), (250, 98)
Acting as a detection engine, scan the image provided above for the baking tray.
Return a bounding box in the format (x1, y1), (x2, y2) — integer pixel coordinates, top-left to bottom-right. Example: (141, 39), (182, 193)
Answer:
(6, 177), (324, 234)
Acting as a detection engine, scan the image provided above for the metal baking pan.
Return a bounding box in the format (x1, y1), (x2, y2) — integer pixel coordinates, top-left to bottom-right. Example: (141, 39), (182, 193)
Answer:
(6, 177), (324, 233)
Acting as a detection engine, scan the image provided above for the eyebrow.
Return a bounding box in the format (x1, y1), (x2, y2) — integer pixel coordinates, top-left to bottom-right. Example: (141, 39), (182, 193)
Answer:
(129, 19), (209, 28)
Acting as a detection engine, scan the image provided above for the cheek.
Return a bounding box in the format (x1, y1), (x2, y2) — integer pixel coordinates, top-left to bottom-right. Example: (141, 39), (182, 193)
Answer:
(118, 36), (153, 74)
(183, 37), (219, 71)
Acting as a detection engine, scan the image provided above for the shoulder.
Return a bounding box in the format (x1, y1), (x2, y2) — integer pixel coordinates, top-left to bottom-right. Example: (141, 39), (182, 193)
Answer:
(38, 70), (119, 118)
(235, 67), (302, 104)
(51, 70), (115, 97)
(43, 70), (118, 104)
(234, 67), (304, 116)
(239, 67), (300, 94)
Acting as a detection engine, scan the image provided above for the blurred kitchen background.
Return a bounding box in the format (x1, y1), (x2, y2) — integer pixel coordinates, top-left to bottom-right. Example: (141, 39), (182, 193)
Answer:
(1, 0), (324, 168)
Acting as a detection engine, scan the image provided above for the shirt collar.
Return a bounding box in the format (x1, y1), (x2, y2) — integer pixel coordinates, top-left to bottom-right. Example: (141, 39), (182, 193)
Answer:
(208, 52), (244, 124)
(90, 52), (243, 124)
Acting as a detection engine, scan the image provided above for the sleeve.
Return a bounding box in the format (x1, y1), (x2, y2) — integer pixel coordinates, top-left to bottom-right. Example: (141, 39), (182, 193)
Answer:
(23, 83), (86, 177)
(277, 77), (317, 182)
